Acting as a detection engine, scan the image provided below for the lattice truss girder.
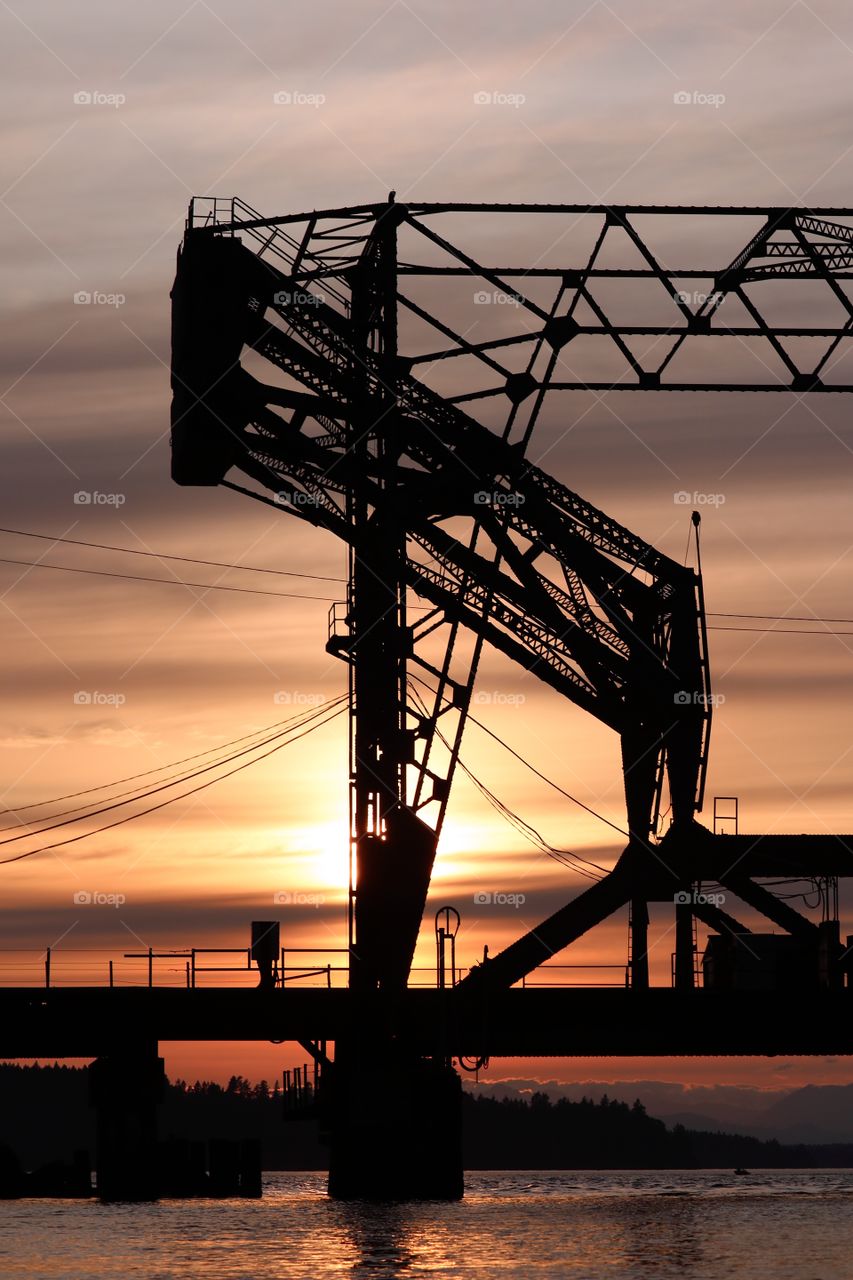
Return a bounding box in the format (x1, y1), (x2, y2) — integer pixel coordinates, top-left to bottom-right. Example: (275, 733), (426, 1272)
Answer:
(189, 197), (853, 400)
(169, 198), (853, 995)
(172, 197), (726, 841)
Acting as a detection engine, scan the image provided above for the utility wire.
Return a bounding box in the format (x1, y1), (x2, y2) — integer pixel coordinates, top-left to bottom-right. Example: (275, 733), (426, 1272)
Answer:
(0, 696), (348, 830)
(708, 624), (853, 636)
(4, 532), (852, 630)
(0, 701), (345, 814)
(408, 680), (608, 879)
(0, 699), (344, 848)
(0, 702), (347, 865)
(0, 527), (345, 584)
(0, 557), (339, 601)
(468, 714), (628, 839)
(710, 611), (853, 625)
(409, 672), (628, 840)
(456, 754), (603, 881)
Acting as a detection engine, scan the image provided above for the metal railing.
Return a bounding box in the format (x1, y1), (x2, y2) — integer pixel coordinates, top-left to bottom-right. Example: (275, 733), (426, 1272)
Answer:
(185, 196), (350, 308)
(0, 948), (636, 991)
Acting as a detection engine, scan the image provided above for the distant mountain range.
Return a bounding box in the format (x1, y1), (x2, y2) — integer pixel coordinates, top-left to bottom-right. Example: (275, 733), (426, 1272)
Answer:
(463, 1079), (853, 1145)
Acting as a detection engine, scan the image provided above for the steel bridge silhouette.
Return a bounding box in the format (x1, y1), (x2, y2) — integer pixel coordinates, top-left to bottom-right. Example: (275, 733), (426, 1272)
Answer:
(6, 197), (853, 1199)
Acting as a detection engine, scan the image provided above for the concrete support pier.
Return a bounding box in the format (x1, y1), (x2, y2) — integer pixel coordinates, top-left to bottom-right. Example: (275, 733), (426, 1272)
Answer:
(327, 1045), (463, 1200)
(89, 1046), (165, 1202)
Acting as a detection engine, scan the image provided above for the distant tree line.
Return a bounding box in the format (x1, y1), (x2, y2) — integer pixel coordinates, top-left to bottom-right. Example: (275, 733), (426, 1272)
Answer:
(463, 1091), (801, 1169)
(2, 1063), (853, 1172)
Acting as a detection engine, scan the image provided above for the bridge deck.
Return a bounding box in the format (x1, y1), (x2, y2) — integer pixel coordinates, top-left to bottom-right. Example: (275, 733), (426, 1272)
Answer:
(3, 987), (853, 1058)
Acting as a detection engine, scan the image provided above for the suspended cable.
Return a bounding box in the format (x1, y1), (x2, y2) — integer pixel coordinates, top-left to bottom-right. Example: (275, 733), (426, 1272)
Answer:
(0, 699), (345, 815)
(0, 698), (345, 849)
(409, 672), (629, 840)
(0, 556), (338, 601)
(408, 681), (607, 880)
(456, 754), (603, 881)
(0, 696), (349, 830)
(467, 713), (628, 839)
(0, 701), (348, 865)
(711, 611), (853, 625)
(708, 624), (853, 636)
(0, 527), (346, 584)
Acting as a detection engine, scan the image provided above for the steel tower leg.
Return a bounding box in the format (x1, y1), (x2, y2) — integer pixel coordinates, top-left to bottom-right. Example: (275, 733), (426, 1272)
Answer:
(329, 199), (462, 1199)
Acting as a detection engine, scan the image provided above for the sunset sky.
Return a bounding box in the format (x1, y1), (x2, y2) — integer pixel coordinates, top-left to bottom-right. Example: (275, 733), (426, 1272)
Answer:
(2, 0), (853, 1091)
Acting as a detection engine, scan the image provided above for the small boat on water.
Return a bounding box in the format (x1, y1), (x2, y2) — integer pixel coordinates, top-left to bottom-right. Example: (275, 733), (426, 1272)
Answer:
(734, 1168), (751, 1176)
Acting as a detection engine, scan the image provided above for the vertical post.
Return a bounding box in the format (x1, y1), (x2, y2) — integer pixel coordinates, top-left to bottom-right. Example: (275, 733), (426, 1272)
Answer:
(630, 899), (649, 989)
(148, 947), (153, 989)
(348, 198), (412, 993)
(45, 947), (51, 989)
(674, 897), (695, 990)
(109, 960), (114, 988)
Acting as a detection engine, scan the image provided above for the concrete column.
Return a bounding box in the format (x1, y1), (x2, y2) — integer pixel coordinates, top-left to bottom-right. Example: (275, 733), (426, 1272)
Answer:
(89, 1047), (164, 1202)
(327, 1043), (463, 1200)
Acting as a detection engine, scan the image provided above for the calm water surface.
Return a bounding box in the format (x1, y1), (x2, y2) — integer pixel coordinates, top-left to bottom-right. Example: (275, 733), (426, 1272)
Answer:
(2, 1170), (852, 1279)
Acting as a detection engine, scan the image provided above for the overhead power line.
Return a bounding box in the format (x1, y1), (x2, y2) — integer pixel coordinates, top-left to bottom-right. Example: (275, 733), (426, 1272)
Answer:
(0, 700), (348, 865)
(711, 611), (853, 624)
(2, 530), (852, 634)
(0, 698), (345, 849)
(455, 753), (604, 881)
(708, 624), (853, 636)
(0, 556), (339, 602)
(465, 707), (630, 839)
(409, 672), (628, 840)
(408, 679), (612, 878)
(0, 696), (349, 832)
(0, 701), (343, 814)
(0, 526), (345, 584)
